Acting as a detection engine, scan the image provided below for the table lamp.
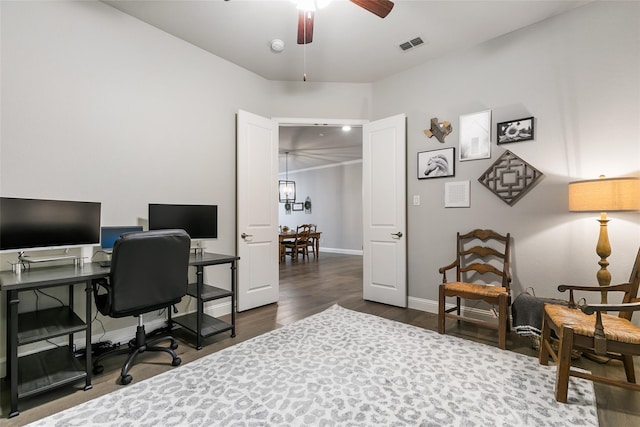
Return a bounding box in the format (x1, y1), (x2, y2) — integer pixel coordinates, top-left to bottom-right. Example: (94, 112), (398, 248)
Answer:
(568, 176), (640, 303)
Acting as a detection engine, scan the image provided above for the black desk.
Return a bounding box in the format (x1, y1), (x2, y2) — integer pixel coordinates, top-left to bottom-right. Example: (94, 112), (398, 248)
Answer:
(0, 252), (238, 418)
(0, 263), (109, 418)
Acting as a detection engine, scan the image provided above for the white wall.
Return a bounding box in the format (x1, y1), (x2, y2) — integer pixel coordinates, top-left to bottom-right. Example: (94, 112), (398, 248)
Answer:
(0, 0), (375, 381)
(269, 81), (372, 120)
(372, 1), (640, 311)
(278, 161), (363, 253)
(0, 0), (274, 377)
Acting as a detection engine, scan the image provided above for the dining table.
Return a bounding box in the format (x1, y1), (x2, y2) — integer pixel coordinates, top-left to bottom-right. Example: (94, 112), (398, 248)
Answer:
(279, 230), (322, 258)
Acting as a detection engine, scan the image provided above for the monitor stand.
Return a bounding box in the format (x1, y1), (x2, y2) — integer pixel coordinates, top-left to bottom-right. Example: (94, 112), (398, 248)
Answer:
(190, 240), (205, 256)
(17, 251), (83, 268)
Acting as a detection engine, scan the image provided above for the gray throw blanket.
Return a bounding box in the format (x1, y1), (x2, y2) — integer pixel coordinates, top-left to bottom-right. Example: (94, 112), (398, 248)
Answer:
(511, 292), (568, 336)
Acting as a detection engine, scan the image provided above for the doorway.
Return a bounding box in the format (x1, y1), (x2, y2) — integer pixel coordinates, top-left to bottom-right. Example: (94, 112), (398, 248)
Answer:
(277, 121), (365, 259)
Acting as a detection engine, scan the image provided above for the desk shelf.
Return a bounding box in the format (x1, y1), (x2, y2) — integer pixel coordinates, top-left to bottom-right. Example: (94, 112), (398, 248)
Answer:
(18, 346), (88, 399)
(186, 283), (233, 301)
(169, 252), (238, 350)
(172, 312), (233, 338)
(18, 307), (86, 345)
(1, 264), (102, 417)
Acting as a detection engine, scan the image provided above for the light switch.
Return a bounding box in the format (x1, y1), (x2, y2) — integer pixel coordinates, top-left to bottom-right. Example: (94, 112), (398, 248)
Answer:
(413, 195), (420, 206)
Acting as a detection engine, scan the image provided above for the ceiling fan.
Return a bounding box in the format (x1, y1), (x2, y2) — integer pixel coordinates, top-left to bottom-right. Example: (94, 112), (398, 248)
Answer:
(297, 0), (395, 44)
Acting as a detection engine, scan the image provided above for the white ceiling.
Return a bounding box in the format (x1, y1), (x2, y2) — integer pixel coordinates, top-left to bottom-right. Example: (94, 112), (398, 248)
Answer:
(279, 125), (363, 174)
(102, 0), (590, 170)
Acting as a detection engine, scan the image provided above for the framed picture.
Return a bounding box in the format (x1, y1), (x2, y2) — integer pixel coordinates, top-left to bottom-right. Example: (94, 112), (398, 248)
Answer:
(459, 110), (491, 161)
(497, 116), (534, 144)
(292, 202), (304, 211)
(418, 147), (455, 179)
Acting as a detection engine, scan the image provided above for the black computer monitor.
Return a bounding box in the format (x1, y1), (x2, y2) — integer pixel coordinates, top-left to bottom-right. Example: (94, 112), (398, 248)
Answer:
(148, 204), (217, 239)
(100, 226), (144, 252)
(0, 197), (101, 251)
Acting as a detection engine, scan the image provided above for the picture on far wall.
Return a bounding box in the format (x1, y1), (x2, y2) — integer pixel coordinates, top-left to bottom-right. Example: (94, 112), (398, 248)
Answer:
(497, 117), (534, 144)
(459, 110), (491, 161)
(418, 147), (455, 179)
(292, 202), (304, 211)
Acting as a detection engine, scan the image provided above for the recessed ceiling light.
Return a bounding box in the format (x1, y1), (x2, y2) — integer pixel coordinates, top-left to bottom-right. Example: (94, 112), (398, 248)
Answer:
(342, 125), (352, 131)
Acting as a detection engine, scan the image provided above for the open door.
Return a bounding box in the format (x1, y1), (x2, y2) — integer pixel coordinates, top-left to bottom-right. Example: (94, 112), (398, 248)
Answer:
(236, 110), (279, 311)
(362, 114), (407, 307)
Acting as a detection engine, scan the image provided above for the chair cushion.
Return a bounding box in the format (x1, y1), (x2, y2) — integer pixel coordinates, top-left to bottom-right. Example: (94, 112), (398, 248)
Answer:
(443, 282), (508, 297)
(544, 304), (640, 344)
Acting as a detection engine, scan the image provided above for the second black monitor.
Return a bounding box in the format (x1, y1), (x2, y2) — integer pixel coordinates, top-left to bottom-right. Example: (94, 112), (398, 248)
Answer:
(148, 203), (217, 239)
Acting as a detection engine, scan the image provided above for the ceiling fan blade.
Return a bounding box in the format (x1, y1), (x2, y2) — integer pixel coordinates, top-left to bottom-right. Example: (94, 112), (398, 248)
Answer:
(350, 0), (394, 18)
(297, 10), (314, 44)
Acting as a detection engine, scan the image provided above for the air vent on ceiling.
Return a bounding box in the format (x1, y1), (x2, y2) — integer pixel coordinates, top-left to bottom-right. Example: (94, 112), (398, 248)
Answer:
(399, 36), (425, 51)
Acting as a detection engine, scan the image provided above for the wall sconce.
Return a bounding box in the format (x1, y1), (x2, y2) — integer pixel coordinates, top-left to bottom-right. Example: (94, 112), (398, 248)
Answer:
(569, 176), (640, 302)
(279, 151), (296, 203)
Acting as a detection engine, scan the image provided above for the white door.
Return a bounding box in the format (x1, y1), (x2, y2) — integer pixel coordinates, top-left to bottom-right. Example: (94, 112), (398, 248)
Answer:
(236, 110), (279, 311)
(362, 114), (407, 307)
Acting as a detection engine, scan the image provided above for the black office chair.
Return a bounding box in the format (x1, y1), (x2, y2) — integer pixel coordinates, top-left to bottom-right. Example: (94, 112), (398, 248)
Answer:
(92, 229), (191, 385)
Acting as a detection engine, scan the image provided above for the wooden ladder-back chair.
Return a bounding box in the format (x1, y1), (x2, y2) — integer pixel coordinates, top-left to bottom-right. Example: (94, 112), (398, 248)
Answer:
(282, 225), (311, 261)
(438, 229), (512, 349)
(306, 224), (317, 259)
(539, 246), (640, 403)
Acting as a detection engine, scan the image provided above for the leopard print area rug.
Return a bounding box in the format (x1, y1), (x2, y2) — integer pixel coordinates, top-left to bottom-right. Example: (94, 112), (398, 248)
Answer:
(28, 305), (597, 426)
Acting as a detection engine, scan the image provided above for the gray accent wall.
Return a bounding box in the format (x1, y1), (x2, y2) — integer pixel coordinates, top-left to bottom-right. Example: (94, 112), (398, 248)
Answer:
(372, 1), (640, 310)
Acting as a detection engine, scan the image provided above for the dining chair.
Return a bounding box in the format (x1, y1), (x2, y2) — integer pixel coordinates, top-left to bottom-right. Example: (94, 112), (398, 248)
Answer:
(306, 224), (317, 259)
(283, 224), (311, 261)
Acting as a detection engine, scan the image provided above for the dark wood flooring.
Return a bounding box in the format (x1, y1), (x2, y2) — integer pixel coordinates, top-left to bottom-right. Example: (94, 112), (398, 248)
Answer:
(3, 252), (639, 426)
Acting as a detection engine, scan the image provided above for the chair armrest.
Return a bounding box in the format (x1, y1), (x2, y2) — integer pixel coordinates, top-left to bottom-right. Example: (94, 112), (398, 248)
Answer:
(557, 283), (630, 293)
(579, 300), (640, 354)
(438, 260), (458, 283)
(558, 283), (631, 308)
(581, 301), (640, 315)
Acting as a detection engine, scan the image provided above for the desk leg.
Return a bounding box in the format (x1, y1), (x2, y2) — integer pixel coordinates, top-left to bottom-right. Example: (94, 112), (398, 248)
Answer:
(316, 237), (320, 259)
(230, 261), (236, 338)
(84, 281), (93, 391)
(196, 266), (204, 350)
(7, 290), (19, 418)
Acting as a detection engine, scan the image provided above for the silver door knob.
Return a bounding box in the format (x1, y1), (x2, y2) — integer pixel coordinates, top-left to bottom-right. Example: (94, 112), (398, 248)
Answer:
(391, 232), (403, 238)
(241, 233), (253, 239)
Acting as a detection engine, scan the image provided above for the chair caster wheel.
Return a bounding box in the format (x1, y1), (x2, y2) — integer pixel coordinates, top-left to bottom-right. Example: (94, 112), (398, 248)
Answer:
(93, 365), (104, 375)
(172, 357), (181, 367)
(120, 374), (133, 385)
(170, 341), (178, 350)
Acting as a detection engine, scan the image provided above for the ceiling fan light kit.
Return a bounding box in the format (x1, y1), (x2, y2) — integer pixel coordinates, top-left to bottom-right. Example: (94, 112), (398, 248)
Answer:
(296, 0), (394, 45)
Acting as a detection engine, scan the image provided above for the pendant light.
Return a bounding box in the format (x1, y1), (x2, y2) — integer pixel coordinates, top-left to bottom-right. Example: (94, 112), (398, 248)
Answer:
(279, 152), (296, 203)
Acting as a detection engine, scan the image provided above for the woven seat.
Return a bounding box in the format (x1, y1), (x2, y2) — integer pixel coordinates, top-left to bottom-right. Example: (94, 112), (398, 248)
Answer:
(539, 247), (640, 403)
(438, 229), (512, 350)
(443, 282), (508, 298)
(544, 304), (640, 344)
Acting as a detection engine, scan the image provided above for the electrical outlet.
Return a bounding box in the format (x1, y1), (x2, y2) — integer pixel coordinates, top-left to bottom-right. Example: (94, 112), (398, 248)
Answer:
(413, 195), (420, 206)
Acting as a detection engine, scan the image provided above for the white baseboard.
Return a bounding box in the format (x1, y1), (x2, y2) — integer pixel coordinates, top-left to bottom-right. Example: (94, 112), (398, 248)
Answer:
(408, 296), (498, 322)
(320, 247), (363, 256)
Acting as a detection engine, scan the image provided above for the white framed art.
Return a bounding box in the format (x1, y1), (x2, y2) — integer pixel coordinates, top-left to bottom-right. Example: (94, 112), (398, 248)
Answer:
(445, 181), (470, 208)
(459, 110), (491, 161)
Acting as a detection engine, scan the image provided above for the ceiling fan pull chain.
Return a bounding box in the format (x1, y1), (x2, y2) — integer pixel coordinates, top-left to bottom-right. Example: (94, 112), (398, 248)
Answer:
(303, 13), (307, 81)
